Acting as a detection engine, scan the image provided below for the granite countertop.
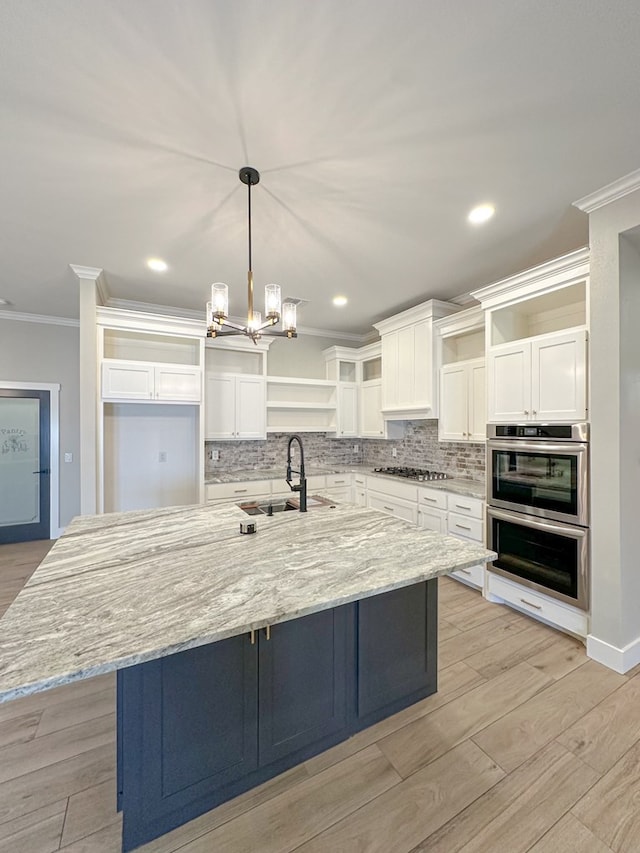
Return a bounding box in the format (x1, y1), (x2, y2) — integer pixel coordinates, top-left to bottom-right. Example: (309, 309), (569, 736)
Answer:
(205, 466), (486, 500)
(0, 500), (494, 704)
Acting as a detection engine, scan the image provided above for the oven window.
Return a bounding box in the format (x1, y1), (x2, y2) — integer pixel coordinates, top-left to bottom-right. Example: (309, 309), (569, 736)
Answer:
(491, 449), (577, 516)
(492, 517), (578, 600)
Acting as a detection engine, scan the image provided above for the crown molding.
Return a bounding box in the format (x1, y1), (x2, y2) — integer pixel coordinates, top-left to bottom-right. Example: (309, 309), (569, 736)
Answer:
(471, 247), (589, 310)
(0, 309), (79, 327)
(373, 299), (459, 336)
(573, 168), (640, 214)
(105, 297), (366, 343)
(69, 265), (109, 305)
(433, 304), (485, 337)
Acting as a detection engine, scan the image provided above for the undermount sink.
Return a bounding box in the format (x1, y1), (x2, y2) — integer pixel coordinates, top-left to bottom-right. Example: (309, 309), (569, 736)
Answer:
(238, 495), (337, 515)
(238, 500), (298, 516)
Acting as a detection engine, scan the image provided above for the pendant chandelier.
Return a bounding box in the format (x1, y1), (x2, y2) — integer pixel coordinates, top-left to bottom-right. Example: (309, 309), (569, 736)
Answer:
(206, 166), (298, 343)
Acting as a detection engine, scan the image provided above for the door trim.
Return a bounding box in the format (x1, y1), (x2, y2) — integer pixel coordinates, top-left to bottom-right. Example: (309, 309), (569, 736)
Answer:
(0, 381), (61, 538)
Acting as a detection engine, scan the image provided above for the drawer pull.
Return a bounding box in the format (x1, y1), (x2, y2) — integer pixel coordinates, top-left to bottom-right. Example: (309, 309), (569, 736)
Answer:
(423, 496), (438, 503)
(234, 489), (248, 493)
(455, 523), (472, 531)
(520, 597), (542, 611)
(333, 479), (346, 484)
(383, 506), (395, 512)
(454, 504), (472, 511)
(459, 568), (472, 575)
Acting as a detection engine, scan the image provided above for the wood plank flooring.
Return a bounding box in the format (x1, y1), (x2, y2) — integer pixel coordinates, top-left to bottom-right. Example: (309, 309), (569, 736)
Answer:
(2, 541), (640, 852)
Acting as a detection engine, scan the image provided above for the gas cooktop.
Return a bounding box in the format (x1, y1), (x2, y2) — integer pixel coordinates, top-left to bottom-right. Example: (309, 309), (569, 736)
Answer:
(373, 466), (451, 482)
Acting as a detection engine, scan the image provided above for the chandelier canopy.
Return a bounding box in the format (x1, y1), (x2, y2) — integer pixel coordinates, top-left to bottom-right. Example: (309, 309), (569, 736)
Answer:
(206, 167), (297, 343)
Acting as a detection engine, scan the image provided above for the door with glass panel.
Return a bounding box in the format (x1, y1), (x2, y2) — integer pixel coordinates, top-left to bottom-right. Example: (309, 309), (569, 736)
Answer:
(0, 389), (50, 543)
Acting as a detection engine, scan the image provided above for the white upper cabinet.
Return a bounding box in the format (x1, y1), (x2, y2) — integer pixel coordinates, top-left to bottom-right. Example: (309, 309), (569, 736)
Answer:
(100, 323), (203, 404)
(374, 300), (459, 420)
(205, 374), (266, 440)
(435, 306), (486, 441)
(439, 359), (486, 441)
(204, 338), (270, 440)
(472, 247), (589, 424)
(337, 383), (358, 437)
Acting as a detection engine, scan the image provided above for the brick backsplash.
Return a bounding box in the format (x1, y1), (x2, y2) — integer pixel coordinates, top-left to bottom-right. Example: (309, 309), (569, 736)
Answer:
(205, 420), (485, 480)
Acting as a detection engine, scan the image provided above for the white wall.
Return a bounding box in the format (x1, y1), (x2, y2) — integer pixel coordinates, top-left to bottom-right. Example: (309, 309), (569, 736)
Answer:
(267, 334), (364, 378)
(0, 317), (80, 529)
(587, 185), (640, 670)
(103, 403), (198, 512)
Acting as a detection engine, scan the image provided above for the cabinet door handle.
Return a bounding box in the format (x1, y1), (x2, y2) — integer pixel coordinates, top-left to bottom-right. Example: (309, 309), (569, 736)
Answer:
(264, 625), (271, 641)
(383, 506), (395, 512)
(423, 496), (438, 503)
(524, 410), (529, 415)
(249, 630), (256, 645)
(532, 410), (537, 416)
(454, 504), (471, 511)
(520, 597), (542, 611)
(459, 568), (472, 575)
(455, 523), (472, 531)
(333, 479), (346, 484)
(234, 489), (248, 493)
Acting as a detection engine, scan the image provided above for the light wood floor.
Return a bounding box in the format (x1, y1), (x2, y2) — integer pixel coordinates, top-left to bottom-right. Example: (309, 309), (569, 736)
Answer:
(1, 542), (639, 852)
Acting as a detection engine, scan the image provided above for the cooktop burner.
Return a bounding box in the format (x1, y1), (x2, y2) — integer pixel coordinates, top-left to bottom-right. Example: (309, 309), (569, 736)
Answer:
(373, 466), (451, 481)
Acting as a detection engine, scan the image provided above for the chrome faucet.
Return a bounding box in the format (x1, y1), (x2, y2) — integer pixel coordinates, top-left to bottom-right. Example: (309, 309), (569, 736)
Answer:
(286, 434), (307, 512)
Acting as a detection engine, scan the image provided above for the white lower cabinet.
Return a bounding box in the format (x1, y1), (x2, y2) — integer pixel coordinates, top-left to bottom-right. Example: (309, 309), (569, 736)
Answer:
(367, 493), (418, 525)
(417, 488), (485, 590)
(486, 572), (588, 638)
(205, 480), (272, 505)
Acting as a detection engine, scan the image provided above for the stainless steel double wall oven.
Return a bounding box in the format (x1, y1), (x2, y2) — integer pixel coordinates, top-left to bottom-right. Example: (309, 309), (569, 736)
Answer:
(487, 423), (589, 610)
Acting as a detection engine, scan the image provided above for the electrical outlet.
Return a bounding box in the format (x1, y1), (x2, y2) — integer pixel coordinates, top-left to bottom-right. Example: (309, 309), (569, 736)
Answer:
(158, 451), (167, 463)
(64, 452), (73, 463)
(212, 449), (219, 462)
(391, 447), (397, 458)
(352, 444), (359, 453)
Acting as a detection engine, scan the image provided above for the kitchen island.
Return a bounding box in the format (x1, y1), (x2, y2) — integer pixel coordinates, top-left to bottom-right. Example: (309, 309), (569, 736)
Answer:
(0, 498), (494, 851)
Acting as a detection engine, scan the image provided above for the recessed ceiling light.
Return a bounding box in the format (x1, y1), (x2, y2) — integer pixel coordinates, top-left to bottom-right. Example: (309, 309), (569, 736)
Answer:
(468, 204), (495, 225)
(147, 258), (168, 272)
(333, 296), (348, 307)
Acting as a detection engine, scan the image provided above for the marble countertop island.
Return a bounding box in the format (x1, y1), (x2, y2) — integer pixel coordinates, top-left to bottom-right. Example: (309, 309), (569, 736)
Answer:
(0, 499), (495, 704)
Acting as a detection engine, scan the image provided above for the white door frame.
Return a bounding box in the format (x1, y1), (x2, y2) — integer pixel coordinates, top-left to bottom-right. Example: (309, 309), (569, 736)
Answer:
(0, 380), (61, 539)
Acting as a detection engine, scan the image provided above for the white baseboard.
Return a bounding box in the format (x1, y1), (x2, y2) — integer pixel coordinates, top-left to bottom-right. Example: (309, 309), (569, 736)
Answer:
(586, 633), (640, 673)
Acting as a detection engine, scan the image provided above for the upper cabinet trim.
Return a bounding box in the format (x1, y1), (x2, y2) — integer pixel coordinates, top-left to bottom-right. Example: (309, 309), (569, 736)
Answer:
(573, 168), (640, 214)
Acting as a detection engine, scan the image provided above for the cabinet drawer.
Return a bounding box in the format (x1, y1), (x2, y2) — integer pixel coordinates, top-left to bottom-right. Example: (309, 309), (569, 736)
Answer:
(418, 487), (447, 510)
(367, 494), (418, 525)
(206, 480), (272, 502)
(353, 473), (367, 487)
(486, 573), (588, 637)
(367, 475), (417, 503)
(326, 474), (352, 489)
(447, 512), (483, 542)
(451, 563), (484, 589)
(446, 494), (483, 519)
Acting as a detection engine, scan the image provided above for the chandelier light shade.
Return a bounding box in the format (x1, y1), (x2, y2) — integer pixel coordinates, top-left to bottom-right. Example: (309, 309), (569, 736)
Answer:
(206, 167), (298, 343)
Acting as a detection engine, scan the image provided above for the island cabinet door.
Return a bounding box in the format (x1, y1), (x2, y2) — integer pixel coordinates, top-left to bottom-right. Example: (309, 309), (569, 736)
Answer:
(356, 579), (438, 726)
(118, 634), (258, 853)
(257, 605), (352, 767)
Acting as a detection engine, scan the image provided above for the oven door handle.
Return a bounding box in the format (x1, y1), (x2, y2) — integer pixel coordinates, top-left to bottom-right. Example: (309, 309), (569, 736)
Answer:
(486, 506), (588, 539)
(487, 441), (589, 455)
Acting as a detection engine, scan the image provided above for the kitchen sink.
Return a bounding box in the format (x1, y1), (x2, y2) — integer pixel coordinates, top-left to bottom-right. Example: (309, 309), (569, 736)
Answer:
(238, 500), (298, 516)
(238, 495), (337, 515)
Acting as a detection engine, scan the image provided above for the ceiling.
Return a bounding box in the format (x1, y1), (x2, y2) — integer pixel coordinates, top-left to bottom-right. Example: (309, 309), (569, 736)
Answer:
(1, 0), (639, 336)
